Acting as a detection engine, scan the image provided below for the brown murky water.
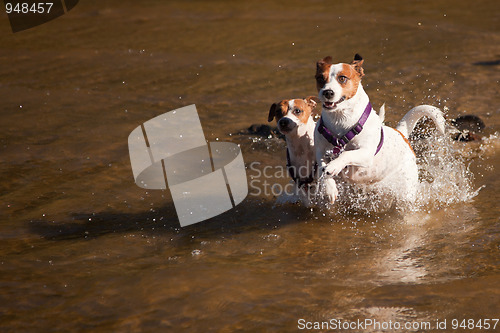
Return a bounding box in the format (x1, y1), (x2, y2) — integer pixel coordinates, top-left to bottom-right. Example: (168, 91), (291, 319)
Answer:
(1, 0), (499, 332)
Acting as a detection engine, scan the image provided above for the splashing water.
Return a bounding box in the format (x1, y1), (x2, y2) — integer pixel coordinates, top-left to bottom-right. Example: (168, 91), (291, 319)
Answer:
(412, 133), (480, 210)
(413, 136), (480, 209)
(312, 129), (481, 215)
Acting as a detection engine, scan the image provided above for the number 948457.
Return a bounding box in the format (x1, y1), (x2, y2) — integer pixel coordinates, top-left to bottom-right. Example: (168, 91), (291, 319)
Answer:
(5, 2), (54, 14)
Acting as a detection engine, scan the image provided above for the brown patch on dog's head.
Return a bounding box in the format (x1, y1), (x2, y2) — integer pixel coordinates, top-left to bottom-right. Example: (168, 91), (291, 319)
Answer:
(337, 63), (363, 100)
(329, 54), (364, 100)
(291, 99), (313, 124)
(268, 99), (289, 122)
(268, 97), (318, 124)
(315, 56), (333, 91)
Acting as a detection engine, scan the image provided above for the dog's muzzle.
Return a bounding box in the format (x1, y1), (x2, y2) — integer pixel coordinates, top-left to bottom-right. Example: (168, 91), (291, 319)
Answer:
(278, 117), (296, 133)
(322, 89), (334, 100)
(323, 95), (345, 110)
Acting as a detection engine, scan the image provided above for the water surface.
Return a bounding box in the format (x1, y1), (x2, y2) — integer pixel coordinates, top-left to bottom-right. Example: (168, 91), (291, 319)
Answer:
(0, 0), (499, 331)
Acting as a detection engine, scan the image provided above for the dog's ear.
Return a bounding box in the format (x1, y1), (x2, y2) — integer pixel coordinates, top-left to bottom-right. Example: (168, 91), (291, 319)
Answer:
(305, 96), (321, 119)
(320, 56), (332, 65)
(316, 57), (333, 89)
(268, 103), (277, 122)
(317, 56), (332, 69)
(351, 53), (364, 77)
(304, 96), (319, 109)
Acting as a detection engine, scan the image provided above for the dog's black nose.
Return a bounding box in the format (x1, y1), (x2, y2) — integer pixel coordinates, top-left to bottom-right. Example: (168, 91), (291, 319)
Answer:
(322, 89), (334, 100)
(278, 117), (295, 132)
(278, 117), (291, 127)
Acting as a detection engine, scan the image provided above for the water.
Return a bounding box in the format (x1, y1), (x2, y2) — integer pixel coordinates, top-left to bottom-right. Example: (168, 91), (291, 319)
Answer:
(1, 0), (499, 331)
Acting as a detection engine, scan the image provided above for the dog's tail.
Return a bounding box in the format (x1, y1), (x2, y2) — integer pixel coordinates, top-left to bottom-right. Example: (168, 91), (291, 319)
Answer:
(396, 105), (446, 138)
(378, 103), (385, 123)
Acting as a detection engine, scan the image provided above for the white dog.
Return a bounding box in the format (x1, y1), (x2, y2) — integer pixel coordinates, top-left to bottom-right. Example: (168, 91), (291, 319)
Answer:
(314, 54), (446, 205)
(268, 97), (318, 206)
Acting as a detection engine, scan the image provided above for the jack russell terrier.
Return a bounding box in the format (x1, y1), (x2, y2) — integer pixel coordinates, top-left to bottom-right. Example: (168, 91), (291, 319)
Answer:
(268, 97), (319, 206)
(315, 54), (446, 205)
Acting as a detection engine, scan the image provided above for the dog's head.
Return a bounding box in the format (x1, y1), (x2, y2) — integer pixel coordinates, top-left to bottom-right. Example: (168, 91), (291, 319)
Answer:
(268, 97), (317, 134)
(315, 54), (364, 110)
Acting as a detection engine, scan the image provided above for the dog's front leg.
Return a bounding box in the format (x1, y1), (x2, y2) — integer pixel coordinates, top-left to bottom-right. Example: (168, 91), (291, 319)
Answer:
(315, 139), (329, 177)
(323, 177), (338, 204)
(324, 148), (373, 176)
(315, 146), (338, 204)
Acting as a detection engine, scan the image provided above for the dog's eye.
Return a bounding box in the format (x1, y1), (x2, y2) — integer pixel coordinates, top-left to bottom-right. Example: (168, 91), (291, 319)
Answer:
(293, 109), (303, 115)
(338, 75), (348, 84)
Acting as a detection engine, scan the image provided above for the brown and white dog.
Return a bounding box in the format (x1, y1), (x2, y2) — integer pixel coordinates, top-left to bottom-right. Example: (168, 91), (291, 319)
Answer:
(314, 54), (446, 205)
(268, 97), (319, 206)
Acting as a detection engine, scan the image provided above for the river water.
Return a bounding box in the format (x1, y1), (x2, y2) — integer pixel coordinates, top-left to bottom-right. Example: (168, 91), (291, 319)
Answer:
(0, 0), (499, 332)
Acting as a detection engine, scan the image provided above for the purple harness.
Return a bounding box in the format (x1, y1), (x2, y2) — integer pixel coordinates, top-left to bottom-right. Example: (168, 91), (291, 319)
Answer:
(286, 148), (317, 189)
(318, 102), (384, 156)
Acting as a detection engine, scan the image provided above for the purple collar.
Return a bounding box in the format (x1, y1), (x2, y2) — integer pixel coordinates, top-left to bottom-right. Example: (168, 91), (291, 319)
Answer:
(318, 102), (384, 156)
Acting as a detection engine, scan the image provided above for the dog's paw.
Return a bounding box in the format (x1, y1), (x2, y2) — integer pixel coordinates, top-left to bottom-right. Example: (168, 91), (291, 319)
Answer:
(325, 193), (337, 205)
(324, 161), (344, 177)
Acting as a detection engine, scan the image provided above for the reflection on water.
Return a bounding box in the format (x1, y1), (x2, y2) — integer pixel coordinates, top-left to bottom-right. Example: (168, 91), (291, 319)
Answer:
(0, 0), (499, 331)
(377, 213), (431, 284)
